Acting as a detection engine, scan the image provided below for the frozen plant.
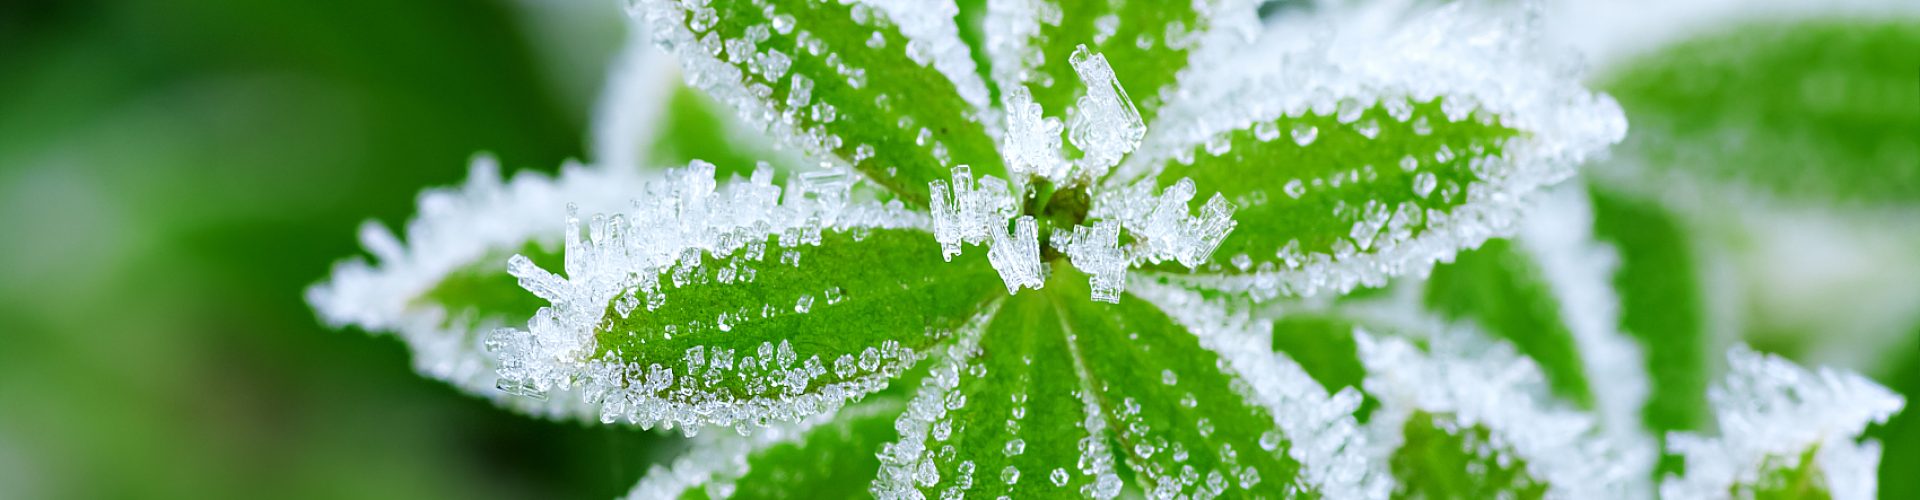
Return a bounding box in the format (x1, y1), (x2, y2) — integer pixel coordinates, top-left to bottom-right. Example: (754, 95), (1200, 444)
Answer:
(311, 0), (1912, 498)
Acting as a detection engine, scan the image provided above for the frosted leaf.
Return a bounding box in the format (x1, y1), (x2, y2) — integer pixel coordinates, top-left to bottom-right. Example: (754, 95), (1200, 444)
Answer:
(308, 156), (654, 419)
(1088, 177), (1238, 269)
(623, 395), (910, 499)
(1121, 2), (1626, 301)
(1660, 346), (1904, 500)
(1091, 280), (1388, 499)
(1357, 325), (1648, 498)
(1065, 45), (1145, 180)
(983, 0), (1261, 129)
(871, 298), (1127, 498)
(486, 162), (1006, 431)
(634, 0), (1002, 205)
(1418, 184), (1658, 495)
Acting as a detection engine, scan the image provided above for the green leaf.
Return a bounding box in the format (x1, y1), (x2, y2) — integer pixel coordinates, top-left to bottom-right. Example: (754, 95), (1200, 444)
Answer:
(636, 0), (1003, 205)
(1735, 447), (1832, 500)
(307, 158), (655, 420)
(1140, 97), (1519, 295)
(647, 84), (804, 181)
(1661, 346), (1904, 500)
(1589, 185), (1710, 470)
(983, 0), (1257, 125)
(417, 240), (561, 328)
(872, 289), (1126, 498)
(1598, 19), (1920, 204)
(1268, 314), (1377, 421)
(589, 227), (1007, 428)
(627, 394), (910, 499)
(1057, 273), (1383, 497)
(1424, 238), (1594, 408)
(1116, 8), (1625, 300)
(1874, 336), (1918, 500)
(1389, 411), (1549, 499)
(1358, 328), (1650, 497)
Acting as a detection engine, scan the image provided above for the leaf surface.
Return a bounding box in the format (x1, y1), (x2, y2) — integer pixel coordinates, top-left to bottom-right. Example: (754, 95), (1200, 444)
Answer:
(1599, 19), (1920, 204)
(637, 0), (1002, 205)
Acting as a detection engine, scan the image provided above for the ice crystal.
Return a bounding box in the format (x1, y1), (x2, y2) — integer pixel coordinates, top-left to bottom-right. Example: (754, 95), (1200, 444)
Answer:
(1358, 325), (1649, 498)
(1661, 347), (1904, 500)
(309, 156), (654, 418)
(1065, 44), (1146, 180)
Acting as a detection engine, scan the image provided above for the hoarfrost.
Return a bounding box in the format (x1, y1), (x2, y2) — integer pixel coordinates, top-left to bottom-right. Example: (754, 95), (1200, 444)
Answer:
(1131, 281), (1390, 499)
(1661, 346), (1904, 500)
(486, 161), (933, 431)
(1358, 325), (1648, 498)
(1124, 3), (1627, 300)
(308, 156), (651, 419)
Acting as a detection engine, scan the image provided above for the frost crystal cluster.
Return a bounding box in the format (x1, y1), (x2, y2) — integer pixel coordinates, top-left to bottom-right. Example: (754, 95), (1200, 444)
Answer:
(308, 0), (1909, 498)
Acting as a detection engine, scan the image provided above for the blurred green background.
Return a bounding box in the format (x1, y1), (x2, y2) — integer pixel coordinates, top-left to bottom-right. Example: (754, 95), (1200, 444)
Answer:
(0, 0), (1914, 498)
(0, 0), (680, 498)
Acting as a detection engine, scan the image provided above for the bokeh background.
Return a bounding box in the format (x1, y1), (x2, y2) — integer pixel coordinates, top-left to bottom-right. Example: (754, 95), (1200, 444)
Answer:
(0, 0), (1914, 499)
(0, 0), (678, 498)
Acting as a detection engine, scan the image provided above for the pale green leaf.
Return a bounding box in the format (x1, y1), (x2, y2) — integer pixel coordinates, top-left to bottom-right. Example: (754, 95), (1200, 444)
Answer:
(1267, 313), (1377, 421)
(1589, 184), (1711, 474)
(1424, 238), (1594, 407)
(636, 0), (1003, 205)
(1661, 347), (1904, 500)
(1599, 19), (1920, 205)
(1390, 410), (1549, 499)
(624, 392), (912, 499)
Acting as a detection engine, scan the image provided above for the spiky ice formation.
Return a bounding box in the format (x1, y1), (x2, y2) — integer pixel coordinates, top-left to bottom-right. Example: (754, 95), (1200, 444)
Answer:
(1065, 44), (1146, 180)
(928, 166), (1045, 293)
(486, 161), (933, 432)
(307, 157), (650, 419)
(1661, 346), (1905, 500)
(1088, 178), (1238, 269)
(1358, 326), (1648, 498)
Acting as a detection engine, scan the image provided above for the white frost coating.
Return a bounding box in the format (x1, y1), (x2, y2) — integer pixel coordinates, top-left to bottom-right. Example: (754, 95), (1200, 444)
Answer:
(1661, 346), (1905, 500)
(1065, 45), (1145, 180)
(624, 397), (907, 499)
(929, 166), (1042, 293)
(308, 156), (650, 419)
(633, 0), (995, 187)
(1001, 85), (1071, 183)
(592, 19), (681, 173)
(1089, 178), (1238, 269)
(1132, 281), (1391, 500)
(854, 0), (1001, 138)
(1514, 184), (1657, 495)
(1357, 328), (1647, 499)
(1126, 3), (1627, 300)
(487, 161), (933, 432)
(870, 304), (1000, 499)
